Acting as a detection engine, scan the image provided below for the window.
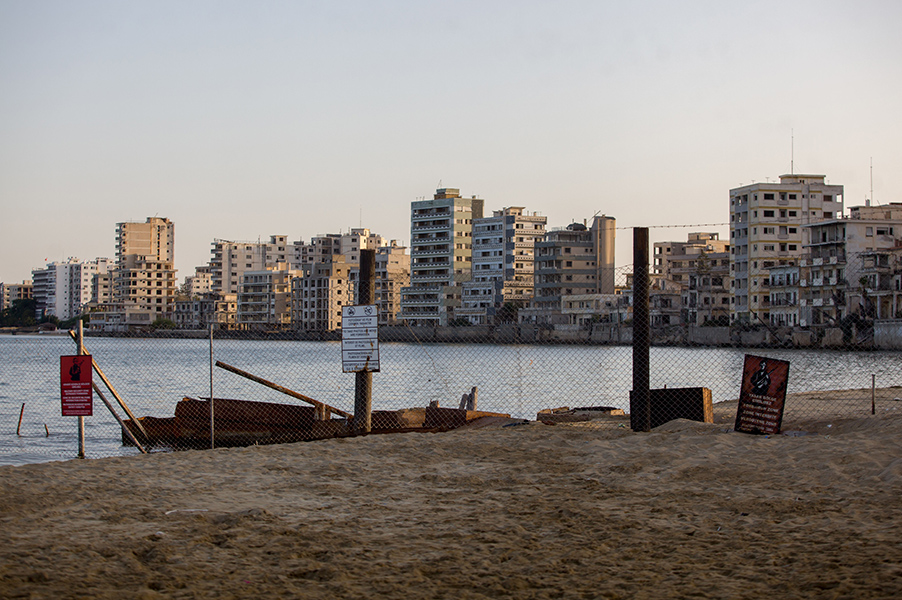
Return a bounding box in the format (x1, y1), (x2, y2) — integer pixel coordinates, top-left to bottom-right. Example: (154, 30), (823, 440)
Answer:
(764, 193), (774, 200)
(866, 227), (874, 237)
(788, 210), (797, 217)
(763, 210), (774, 217)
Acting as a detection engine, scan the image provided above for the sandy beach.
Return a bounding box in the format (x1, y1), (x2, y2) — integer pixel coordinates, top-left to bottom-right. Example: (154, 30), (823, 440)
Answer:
(1, 392), (901, 599)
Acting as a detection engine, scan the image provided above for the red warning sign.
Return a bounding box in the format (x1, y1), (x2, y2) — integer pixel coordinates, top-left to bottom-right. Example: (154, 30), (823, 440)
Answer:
(61, 355), (93, 417)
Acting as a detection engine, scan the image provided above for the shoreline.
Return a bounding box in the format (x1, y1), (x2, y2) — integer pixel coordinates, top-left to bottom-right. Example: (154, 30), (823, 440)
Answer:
(1, 391), (900, 598)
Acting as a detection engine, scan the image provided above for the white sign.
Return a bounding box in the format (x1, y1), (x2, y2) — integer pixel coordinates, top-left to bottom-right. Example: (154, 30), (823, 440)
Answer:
(341, 305), (380, 372)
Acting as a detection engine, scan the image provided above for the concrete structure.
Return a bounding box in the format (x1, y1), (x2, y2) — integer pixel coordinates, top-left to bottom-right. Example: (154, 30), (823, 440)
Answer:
(399, 188), (484, 326)
(730, 174), (843, 324)
(560, 293), (627, 327)
(654, 232), (730, 326)
(184, 266), (213, 297)
(458, 207), (547, 324)
(527, 216), (616, 324)
(114, 217), (177, 318)
(236, 264), (299, 330)
(0, 280), (33, 311)
(291, 256), (352, 331)
(371, 242), (410, 326)
(847, 248), (902, 320)
(294, 228), (387, 268)
(31, 258), (111, 320)
(173, 293), (238, 329)
(210, 235), (290, 295)
(800, 203), (902, 326)
(767, 263), (801, 327)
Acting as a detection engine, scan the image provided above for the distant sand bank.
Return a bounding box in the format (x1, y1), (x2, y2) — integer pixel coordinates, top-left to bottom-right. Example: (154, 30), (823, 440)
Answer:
(1, 390), (901, 599)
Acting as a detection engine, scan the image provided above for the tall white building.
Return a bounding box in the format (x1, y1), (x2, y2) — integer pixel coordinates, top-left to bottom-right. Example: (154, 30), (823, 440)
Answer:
(458, 207), (547, 324)
(31, 258), (111, 320)
(398, 188), (484, 326)
(729, 174), (843, 323)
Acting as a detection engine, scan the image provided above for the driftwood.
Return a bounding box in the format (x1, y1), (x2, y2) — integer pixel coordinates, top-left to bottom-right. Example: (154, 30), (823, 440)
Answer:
(215, 360), (353, 419)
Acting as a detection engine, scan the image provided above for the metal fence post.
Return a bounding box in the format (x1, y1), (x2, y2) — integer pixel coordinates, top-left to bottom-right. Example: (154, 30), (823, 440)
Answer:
(631, 227), (651, 432)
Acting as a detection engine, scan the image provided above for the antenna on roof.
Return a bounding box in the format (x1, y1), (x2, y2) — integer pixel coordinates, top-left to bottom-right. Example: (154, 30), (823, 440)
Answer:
(870, 157), (877, 206)
(790, 129), (794, 175)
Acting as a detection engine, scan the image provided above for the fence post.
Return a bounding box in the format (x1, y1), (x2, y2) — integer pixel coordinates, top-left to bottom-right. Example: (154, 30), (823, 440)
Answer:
(210, 322), (215, 449)
(77, 319), (86, 458)
(354, 249), (376, 433)
(631, 227), (651, 432)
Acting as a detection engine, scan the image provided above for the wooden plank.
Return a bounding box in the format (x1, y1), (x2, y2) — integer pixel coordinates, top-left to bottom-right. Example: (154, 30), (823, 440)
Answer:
(215, 360), (353, 419)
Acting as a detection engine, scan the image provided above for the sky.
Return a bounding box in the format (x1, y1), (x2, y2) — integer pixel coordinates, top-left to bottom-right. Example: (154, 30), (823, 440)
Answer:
(2, 0), (900, 283)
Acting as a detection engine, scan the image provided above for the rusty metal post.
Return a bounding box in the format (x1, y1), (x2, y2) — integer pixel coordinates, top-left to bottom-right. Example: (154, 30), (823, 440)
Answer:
(354, 249), (376, 433)
(631, 227), (651, 432)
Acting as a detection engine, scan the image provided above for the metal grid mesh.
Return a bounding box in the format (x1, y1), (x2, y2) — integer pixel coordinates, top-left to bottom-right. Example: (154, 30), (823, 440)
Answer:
(3, 250), (901, 464)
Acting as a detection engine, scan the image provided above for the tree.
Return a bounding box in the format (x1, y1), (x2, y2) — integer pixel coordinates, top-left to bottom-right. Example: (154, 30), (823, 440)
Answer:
(150, 317), (177, 330)
(0, 298), (37, 327)
(496, 301), (524, 324)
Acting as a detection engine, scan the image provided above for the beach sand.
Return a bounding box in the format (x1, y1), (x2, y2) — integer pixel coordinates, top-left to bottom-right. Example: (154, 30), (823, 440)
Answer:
(1, 392), (901, 599)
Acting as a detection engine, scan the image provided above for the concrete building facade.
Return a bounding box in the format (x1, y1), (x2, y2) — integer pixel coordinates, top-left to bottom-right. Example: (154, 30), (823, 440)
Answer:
(458, 207), (547, 325)
(114, 217), (177, 318)
(527, 216), (616, 324)
(729, 174), (844, 324)
(0, 281), (33, 312)
(398, 188), (484, 326)
(210, 235), (290, 295)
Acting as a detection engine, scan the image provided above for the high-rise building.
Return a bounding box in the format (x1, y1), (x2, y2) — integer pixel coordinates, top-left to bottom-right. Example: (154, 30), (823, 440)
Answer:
(729, 174), (843, 323)
(31, 258), (111, 320)
(654, 232), (731, 325)
(527, 216), (616, 324)
(458, 207), (547, 324)
(799, 202), (902, 325)
(237, 264), (299, 330)
(210, 235), (289, 294)
(398, 188), (484, 326)
(114, 217), (177, 317)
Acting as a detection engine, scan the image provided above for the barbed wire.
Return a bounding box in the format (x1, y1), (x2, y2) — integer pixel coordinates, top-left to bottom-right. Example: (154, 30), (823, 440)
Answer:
(616, 223), (730, 230)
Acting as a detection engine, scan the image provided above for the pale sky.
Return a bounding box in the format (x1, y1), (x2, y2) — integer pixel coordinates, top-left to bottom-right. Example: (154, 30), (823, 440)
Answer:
(2, 0), (900, 283)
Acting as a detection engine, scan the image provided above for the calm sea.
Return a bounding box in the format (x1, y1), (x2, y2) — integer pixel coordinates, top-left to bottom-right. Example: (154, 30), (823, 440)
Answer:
(1, 334), (900, 466)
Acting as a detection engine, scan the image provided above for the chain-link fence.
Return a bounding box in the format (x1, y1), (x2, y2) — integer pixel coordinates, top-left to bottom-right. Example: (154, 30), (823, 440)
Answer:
(2, 320), (899, 465)
(4, 246), (902, 464)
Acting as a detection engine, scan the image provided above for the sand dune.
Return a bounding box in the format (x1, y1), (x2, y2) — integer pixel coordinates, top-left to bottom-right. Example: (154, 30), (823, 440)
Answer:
(1, 394), (901, 599)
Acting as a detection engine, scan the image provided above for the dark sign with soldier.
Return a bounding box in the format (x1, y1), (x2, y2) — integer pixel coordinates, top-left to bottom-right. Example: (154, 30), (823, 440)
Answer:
(735, 354), (789, 435)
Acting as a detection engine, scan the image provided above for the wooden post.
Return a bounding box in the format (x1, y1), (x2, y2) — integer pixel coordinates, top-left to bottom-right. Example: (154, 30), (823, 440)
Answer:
(354, 249), (376, 433)
(77, 320), (86, 459)
(16, 403), (24, 436)
(93, 381), (147, 453)
(67, 330), (148, 439)
(631, 227), (651, 432)
(872, 374), (876, 415)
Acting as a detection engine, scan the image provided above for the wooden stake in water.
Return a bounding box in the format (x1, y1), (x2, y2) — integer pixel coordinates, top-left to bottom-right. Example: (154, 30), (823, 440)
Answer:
(77, 320), (86, 459)
(17, 403), (24, 436)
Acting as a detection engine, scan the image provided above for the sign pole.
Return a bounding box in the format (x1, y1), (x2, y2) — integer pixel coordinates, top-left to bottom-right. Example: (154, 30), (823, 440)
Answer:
(631, 227), (651, 432)
(353, 250), (376, 433)
(77, 320), (86, 459)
